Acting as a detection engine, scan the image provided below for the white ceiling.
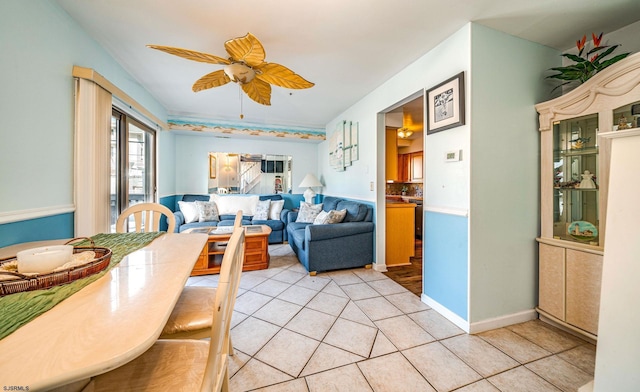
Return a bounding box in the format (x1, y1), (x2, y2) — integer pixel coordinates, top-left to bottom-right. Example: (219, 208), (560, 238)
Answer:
(56, 0), (640, 130)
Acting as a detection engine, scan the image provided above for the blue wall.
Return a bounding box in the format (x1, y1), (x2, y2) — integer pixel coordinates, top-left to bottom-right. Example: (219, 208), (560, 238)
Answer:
(0, 214), (74, 248)
(424, 211), (468, 320)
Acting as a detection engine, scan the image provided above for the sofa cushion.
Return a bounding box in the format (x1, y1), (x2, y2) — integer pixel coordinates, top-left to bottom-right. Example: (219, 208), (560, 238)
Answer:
(194, 200), (219, 222)
(253, 200), (271, 220)
(321, 196), (341, 212)
(178, 201), (199, 224)
(217, 219), (252, 227)
(252, 219), (284, 232)
(296, 202), (323, 223)
(336, 200), (368, 222)
(259, 194), (283, 202)
(179, 220), (218, 232)
(181, 194), (211, 203)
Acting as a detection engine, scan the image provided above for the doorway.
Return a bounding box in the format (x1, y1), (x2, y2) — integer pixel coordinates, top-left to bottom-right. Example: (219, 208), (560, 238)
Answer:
(381, 92), (425, 295)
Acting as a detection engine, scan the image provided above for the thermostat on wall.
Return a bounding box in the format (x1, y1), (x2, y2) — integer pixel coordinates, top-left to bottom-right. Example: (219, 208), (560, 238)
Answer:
(445, 150), (462, 162)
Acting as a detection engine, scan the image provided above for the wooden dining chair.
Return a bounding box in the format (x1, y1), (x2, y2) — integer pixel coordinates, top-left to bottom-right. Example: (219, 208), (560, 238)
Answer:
(160, 211), (243, 340)
(86, 227), (245, 392)
(115, 202), (176, 233)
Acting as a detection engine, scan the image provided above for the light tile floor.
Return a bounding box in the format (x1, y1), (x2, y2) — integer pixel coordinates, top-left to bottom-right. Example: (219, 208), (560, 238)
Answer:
(186, 244), (596, 392)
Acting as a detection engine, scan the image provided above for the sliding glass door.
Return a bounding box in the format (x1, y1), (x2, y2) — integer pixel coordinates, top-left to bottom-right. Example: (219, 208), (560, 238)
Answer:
(110, 108), (156, 231)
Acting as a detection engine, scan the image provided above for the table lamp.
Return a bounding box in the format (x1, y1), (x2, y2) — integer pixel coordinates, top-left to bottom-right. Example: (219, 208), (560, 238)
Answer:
(299, 173), (323, 203)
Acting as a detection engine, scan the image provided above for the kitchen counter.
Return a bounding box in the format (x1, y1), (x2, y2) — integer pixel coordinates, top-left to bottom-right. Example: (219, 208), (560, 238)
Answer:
(386, 195), (423, 203)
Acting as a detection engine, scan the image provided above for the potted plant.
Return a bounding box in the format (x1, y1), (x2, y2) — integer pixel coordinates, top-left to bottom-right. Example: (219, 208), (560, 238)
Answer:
(401, 185), (408, 196)
(547, 32), (630, 92)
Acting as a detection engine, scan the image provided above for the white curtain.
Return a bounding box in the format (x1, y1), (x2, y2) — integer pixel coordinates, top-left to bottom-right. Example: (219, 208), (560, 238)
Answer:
(74, 78), (112, 237)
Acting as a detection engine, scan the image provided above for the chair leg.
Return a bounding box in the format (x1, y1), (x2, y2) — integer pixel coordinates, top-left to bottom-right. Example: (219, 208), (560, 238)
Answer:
(309, 271), (317, 276)
(221, 366), (230, 392)
(229, 335), (234, 356)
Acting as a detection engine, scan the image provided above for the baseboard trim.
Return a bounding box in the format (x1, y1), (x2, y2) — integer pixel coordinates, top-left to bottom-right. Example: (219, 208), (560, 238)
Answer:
(468, 309), (538, 334)
(0, 204), (75, 224)
(421, 294), (470, 332)
(421, 293), (539, 334)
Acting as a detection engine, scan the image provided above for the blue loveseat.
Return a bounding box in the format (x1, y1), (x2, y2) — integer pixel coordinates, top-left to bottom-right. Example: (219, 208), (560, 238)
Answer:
(173, 194), (290, 244)
(287, 196), (374, 274)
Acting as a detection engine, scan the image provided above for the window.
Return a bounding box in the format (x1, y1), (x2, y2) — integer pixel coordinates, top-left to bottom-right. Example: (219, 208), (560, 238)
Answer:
(110, 108), (156, 231)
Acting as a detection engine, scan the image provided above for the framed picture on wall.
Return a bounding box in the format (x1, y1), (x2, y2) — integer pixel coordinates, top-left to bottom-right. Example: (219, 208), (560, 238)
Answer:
(209, 153), (216, 179)
(426, 72), (465, 134)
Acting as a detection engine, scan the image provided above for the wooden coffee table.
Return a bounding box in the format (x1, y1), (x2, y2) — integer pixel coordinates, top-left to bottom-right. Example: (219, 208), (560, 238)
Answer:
(186, 225), (271, 276)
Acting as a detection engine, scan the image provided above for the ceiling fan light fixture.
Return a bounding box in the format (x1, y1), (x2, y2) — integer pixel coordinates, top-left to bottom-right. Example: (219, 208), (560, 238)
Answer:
(397, 127), (413, 139)
(223, 62), (255, 84)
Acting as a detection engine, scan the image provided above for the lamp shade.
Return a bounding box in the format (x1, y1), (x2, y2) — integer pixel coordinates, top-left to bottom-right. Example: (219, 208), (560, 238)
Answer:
(299, 173), (322, 204)
(299, 173), (322, 188)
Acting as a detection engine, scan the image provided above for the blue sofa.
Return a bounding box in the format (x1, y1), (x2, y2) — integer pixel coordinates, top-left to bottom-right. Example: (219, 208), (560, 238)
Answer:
(287, 196), (374, 274)
(173, 194), (290, 244)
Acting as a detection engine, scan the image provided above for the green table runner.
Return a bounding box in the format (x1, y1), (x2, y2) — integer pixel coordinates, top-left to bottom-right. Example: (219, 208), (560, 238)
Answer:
(0, 232), (164, 340)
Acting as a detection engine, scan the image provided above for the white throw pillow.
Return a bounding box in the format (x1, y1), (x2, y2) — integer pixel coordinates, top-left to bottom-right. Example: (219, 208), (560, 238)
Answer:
(194, 200), (219, 222)
(296, 201), (323, 223)
(178, 201), (199, 224)
(210, 194), (259, 216)
(269, 200), (285, 220)
(313, 210), (329, 224)
(253, 200), (271, 220)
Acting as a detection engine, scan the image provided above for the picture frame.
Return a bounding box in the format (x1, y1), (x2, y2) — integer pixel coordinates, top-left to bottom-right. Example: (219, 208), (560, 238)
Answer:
(350, 121), (359, 161)
(208, 153), (217, 179)
(426, 72), (465, 134)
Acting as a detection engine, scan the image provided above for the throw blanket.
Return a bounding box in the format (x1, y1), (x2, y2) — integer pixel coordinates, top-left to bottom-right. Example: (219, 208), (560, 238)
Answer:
(0, 232), (164, 340)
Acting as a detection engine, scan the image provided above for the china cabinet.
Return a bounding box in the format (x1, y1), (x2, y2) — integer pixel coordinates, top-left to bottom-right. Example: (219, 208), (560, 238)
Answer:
(535, 52), (640, 340)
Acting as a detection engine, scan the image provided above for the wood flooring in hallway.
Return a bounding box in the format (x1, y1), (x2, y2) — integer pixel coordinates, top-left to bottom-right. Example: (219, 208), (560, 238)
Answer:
(383, 239), (422, 296)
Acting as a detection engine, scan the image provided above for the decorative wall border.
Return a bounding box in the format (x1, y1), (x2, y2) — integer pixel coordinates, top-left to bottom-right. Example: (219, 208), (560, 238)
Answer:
(168, 118), (326, 141)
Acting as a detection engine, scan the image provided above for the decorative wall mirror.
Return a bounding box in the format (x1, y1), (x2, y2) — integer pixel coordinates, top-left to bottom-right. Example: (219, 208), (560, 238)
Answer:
(207, 153), (292, 194)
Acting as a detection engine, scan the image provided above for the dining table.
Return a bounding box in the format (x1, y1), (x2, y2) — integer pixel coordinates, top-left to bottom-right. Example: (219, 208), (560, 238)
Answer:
(0, 232), (208, 391)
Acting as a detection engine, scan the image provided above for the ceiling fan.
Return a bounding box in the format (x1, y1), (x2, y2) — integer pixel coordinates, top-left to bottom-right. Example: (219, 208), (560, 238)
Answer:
(147, 33), (314, 112)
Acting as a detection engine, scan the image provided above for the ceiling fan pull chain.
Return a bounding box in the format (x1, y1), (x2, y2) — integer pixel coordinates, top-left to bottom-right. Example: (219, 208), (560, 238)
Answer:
(239, 84), (244, 119)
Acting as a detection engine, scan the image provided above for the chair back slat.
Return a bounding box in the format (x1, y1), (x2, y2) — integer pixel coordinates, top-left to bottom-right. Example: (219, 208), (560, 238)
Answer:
(200, 227), (245, 392)
(115, 203), (176, 233)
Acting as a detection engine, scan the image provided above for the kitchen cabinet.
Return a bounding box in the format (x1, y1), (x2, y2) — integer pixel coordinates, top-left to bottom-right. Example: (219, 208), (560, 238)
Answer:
(386, 129), (398, 182)
(397, 152), (423, 182)
(385, 202), (416, 266)
(410, 152), (423, 181)
(534, 52), (640, 340)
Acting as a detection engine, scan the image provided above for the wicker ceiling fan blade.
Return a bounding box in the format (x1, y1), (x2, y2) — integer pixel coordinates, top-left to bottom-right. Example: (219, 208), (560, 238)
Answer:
(256, 63), (315, 89)
(224, 33), (266, 68)
(192, 70), (231, 92)
(147, 45), (231, 65)
(241, 79), (271, 105)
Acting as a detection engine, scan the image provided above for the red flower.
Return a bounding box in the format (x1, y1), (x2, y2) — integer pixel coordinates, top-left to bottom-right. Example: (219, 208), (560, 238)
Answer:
(592, 32), (603, 47)
(591, 54), (599, 62)
(576, 35), (587, 51)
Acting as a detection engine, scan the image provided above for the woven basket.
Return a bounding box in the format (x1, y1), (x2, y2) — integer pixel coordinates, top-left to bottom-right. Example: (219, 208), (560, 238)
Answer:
(0, 238), (112, 296)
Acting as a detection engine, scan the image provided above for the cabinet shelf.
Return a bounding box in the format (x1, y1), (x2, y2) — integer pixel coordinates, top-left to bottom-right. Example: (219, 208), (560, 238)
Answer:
(554, 147), (598, 157)
(553, 187), (599, 191)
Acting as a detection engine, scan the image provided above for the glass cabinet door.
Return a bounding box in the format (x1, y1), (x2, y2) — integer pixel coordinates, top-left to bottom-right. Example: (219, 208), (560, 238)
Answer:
(613, 100), (640, 131)
(552, 113), (599, 245)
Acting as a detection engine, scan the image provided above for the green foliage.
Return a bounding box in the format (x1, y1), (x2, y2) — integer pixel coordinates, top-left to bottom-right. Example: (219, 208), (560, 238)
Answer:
(547, 33), (630, 92)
